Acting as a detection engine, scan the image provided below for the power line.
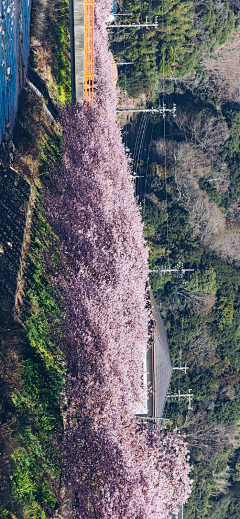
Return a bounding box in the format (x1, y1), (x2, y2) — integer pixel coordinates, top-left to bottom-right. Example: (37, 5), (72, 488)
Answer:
(134, 113), (150, 180)
(167, 389), (193, 411)
(114, 2), (196, 434)
(149, 266), (194, 276)
(108, 16), (158, 29)
(117, 62), (134, 65)
(116, 104), (176, 116)
(132, 113), (148, 179)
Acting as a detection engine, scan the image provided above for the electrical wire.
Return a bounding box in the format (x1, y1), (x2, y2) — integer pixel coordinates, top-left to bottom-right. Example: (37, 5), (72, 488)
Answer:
(135, 112), (150, 177)
(114, 1), (195, 426)
(133, 113), (147, 173)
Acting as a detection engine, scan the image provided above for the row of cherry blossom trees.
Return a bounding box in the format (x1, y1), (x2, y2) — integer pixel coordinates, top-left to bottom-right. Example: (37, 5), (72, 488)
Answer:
(43, 1), (193, 516)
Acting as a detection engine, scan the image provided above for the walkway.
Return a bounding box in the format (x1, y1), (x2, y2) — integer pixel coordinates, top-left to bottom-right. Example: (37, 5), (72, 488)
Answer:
(70, 0), (84, 103)
(70, 0), (94, 104)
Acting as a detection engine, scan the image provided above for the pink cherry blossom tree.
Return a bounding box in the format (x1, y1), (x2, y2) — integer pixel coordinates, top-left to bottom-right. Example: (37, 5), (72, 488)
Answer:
(42, 0), (193, 515)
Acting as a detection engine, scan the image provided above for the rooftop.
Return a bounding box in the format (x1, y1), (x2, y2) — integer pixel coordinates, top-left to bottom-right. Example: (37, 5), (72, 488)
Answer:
(148, 288), (173, 422)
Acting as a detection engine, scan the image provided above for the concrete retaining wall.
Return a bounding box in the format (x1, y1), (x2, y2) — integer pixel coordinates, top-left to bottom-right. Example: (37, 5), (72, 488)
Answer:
(0, 166), (30, 312)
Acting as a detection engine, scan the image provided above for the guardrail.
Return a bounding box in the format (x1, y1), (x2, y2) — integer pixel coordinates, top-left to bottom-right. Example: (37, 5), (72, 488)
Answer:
(83, 0), (94, 104)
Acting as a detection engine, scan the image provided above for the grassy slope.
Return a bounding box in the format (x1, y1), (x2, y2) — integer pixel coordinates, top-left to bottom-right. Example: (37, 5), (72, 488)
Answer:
(30, 0), (71, 104)
(0, 2), (70, 515)
(0, 114), (65, 518)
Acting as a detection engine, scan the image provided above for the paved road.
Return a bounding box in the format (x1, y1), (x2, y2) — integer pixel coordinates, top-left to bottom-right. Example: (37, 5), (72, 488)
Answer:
(70, 0), (84, 103)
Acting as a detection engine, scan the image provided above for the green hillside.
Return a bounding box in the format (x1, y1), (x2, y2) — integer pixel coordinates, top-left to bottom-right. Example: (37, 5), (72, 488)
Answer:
(112, 0), (237, 97)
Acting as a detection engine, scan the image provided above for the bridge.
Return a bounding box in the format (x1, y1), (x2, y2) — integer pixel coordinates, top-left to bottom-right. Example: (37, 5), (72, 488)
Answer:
(70, 0), (94, 104)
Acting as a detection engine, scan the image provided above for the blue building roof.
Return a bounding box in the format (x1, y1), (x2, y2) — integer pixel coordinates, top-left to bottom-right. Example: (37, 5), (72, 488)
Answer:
(111, 0), (117, 15)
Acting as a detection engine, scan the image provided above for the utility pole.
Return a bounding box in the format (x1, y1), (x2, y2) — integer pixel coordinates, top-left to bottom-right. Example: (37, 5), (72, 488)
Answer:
(167, 389), (193, 410)
(136, 415), (170, 426)
(117, 108), (158, 113)
(172, 364), (188, 374)
(172, 349), (188, 374)
(149, 263), (194, 276)
(117, 103), (177, 117)
(150, 267), (194, 275)
(118, 105), (135, 109)
(145, 416), (170, 421)
(108, 15), (158, 29)
(130, 173), (144, 178)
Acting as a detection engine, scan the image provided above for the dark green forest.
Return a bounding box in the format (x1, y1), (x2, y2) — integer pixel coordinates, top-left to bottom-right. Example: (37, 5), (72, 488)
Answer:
(115, 2), (240, 508)
(112, 0), (238, 97)
(123, 91), (240, 517)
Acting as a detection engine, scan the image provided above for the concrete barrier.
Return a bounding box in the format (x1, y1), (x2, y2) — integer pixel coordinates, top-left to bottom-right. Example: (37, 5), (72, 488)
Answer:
(0, 166), (30, 312)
